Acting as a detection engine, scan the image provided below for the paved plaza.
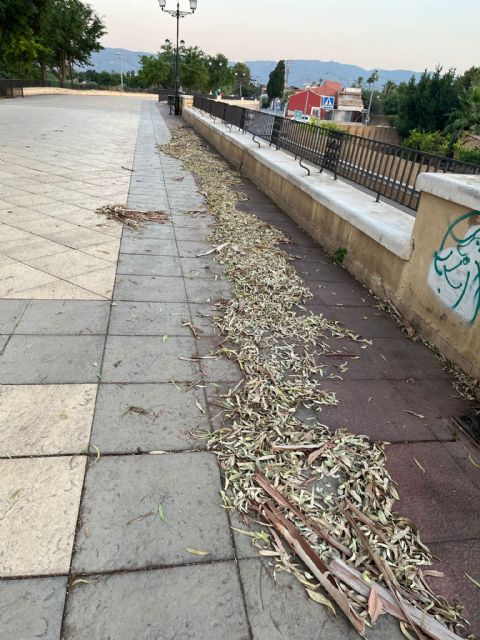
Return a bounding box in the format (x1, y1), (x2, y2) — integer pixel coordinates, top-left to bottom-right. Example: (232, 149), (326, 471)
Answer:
(0, 95), (479, 639)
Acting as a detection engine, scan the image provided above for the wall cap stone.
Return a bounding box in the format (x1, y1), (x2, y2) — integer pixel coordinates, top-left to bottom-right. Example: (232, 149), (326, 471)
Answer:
(416, 173), (480, 211)
(187, 107), (414, 260)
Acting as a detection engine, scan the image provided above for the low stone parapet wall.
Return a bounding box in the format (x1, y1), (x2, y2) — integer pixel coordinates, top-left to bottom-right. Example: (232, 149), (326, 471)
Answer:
(183, 106), (480, 379)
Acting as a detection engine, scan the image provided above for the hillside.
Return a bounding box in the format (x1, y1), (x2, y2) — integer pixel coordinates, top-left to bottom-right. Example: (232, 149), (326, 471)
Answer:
(88, 48), (422, 87)
(87, 48), (152, 72)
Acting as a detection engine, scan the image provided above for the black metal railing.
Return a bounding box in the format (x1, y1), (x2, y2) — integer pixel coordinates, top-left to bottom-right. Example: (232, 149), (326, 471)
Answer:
(192, 95), (480, 211)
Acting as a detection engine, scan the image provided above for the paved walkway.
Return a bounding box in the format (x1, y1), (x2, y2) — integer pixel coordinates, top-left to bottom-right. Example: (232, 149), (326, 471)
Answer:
(0, 96), (478, 639)
(0, 95), (145, 299)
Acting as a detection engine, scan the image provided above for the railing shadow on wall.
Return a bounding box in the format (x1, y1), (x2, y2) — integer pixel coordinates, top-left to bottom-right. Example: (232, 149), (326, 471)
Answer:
(193, 95), (480, 212)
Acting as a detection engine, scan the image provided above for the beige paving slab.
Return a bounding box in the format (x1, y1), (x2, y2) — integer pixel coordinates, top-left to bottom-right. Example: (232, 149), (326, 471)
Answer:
(4, 194), (57, 208)
(48, 210), (101, 226)
(91, 222), (123, 239)
(33, 202), (86, 217)
(10, 217), (76, 236)
(50, 190), (91, 204)
(0, 186), (20, 198)
(0, 208), (51, 224)
(0, 384), (97, 456)
(74, 197), (118, 212)
(4, 278), (103, 300)
(46, 227), (113, 249)
(82, 240), (121, 263)
(27, 248), (112, 279)
(0, 198), (12, 209)
(0, 262), (56, 297)
(0, 254), (16, 269)
(2, 236), (69, 261)
(0, 456), (86, 577)
(0, 224), (33, 243)
(69, 266), (116, 298)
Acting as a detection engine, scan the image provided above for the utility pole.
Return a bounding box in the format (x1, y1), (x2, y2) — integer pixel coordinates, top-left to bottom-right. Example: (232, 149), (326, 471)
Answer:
(115, 53), (124, 91)
(365, 70), (379, 125)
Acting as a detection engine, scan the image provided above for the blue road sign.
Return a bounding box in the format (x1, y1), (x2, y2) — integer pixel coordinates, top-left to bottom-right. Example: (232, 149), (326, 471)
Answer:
(321, 96), (335, 110)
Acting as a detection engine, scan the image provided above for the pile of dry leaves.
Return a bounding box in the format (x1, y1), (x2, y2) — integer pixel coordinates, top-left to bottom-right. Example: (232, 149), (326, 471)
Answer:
(160, 125), (475, 640)
(96, 203), (169, 228)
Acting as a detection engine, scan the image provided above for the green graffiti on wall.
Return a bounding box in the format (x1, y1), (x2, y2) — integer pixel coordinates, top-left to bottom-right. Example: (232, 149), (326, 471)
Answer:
(428, 210), (480, 323)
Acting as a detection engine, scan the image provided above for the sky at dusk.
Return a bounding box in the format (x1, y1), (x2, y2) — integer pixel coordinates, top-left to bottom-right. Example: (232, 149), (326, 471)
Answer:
(89, 0), (478, 72)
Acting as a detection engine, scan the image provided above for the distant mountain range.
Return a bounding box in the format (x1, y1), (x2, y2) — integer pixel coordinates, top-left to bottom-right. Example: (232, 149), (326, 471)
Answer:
(245, 60), (423, 88)
(87, 48), (151, 73)
(88, 48), (422, 87)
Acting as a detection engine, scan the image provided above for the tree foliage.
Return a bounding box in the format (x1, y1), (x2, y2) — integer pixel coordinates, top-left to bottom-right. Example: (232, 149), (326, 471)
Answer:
(446, 85), (480, 138)
(267, 60), (285, 100)
(392, 68), (460, 137)
(0, 0), (105, 83)
(136, 44), (255, 95)
(0, 0), (50, 76)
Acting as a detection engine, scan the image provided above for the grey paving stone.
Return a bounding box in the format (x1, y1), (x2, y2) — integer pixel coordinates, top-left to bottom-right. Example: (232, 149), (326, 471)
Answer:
(72, 452), (233, 572)
(174, 226), (211, 241)
(101, 335), (200, 382)
(239, 558), (405, 640)
(117, 253), (182, 276)
(0, 335), (105, 383)
(189, 303), (222, 336)
(184, 277), (233, 303)
(0, 335), (9, 352)
(15, 300), (110, 335)
(228, 510), (269, 560)
(0, 576), (67, 640)
(122, 223), (174, 240)
(176, 240), (214, 258)
(63, 562), (248, 640)
(180, 256), (226, 279)
(109, 302), (191, 335)
(170, 214), (214, 230)
(198, 338), (242, 383)
(126, 197), (170, 211)
(0, 300), (28, 334)
(91, 383), (208, 452)
(114, 275), (187, 302)
(120, 236), (178, 255)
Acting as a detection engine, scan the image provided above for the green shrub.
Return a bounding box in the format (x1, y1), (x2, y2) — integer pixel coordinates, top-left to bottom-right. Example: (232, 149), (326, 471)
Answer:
(403, 129), (450, 155)
(454, 143), (480, 166)
(318, 120), (342, 132)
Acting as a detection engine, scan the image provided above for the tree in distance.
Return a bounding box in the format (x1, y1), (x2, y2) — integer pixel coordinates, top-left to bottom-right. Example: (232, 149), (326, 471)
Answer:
(267, 60), (285, 101)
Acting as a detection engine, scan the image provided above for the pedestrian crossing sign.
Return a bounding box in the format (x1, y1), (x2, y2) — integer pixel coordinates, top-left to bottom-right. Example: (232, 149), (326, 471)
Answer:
(321, 96), (335, 110)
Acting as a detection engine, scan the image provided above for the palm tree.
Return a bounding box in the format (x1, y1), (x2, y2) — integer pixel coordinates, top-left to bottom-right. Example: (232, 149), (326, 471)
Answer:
(382, 79), (396, 96)
(446, 86), (480, 139)
(352, 76), (364, 88)
(366, 70), (379, 91)
(365, 70), (379, 124)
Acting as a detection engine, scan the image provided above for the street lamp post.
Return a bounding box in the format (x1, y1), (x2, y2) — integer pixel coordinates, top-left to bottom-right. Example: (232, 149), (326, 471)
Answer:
(158, 0), (198, 115)
(235, 72), (243, 99)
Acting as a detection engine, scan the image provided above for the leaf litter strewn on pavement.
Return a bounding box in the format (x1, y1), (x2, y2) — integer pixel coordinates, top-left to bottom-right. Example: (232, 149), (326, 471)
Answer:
(160, 124), (474, 640)
(96, 203), (169, 228)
